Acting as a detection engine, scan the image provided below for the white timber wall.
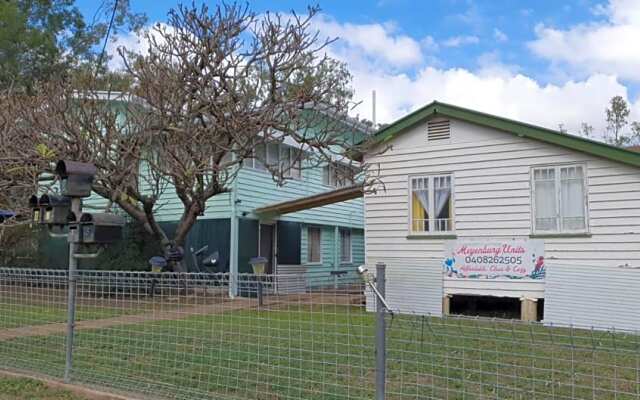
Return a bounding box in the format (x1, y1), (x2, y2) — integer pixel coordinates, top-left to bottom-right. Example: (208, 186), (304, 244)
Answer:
(544, 263), (640, 331)
(364, 116), (640, 299)
(365, 262), (443, 316)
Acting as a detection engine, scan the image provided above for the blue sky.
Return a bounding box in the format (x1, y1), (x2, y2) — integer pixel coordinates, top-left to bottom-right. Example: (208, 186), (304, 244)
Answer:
(76, 0), (640, 137)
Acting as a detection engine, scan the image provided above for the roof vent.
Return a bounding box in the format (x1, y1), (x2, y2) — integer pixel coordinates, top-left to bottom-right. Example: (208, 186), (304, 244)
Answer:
(427, 119), (450, 141)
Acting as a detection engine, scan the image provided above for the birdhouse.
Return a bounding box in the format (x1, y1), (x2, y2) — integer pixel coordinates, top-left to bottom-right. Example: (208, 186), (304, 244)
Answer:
(78, 213), (125, 244)
(29, 195), (43, 224)
(67, 211), (81, 243)
(55, 160), (97, 198)
(38, 194), (71, 226)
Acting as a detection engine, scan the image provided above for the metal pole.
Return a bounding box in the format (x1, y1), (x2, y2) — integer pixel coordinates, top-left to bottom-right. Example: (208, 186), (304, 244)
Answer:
(375, 262), (386, 400)
(64, 197), (81, 383)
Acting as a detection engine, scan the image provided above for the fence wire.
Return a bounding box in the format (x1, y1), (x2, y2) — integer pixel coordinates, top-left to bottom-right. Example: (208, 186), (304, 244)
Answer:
(0, 267), (639, 400)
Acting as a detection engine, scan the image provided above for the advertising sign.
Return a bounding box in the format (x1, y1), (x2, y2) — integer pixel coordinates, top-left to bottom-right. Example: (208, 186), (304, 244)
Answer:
(443, 238), (545, 280)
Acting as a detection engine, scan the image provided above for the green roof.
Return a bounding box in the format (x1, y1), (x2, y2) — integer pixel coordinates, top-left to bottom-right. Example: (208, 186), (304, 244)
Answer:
(372, 101), (640, 168)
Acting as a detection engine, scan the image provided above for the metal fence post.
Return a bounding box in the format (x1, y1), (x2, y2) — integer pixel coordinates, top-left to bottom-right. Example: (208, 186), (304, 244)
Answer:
(64, 197), (81, 383)
(375, 262), (386, 400)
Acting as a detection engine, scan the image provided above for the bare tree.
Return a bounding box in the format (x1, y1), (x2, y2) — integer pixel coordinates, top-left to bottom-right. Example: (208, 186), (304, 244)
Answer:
(3, 3), (373, 271)
(0, 90), (52, 220)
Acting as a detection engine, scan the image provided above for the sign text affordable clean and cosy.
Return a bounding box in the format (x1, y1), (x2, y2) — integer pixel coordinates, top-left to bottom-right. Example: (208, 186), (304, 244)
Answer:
(443, 239), (545, 280)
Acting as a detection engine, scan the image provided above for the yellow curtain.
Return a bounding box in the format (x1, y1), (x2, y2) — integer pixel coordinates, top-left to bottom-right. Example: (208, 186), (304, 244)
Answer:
(411, 193), (427, 231)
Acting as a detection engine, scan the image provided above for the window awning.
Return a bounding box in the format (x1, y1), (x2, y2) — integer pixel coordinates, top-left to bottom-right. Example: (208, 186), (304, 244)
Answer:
(254, 184), (364, 216)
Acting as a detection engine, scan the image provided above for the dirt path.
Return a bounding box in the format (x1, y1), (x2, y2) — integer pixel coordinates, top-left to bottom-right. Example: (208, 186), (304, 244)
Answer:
(0, 291), (365, 342)
(0, 298), (254, 342)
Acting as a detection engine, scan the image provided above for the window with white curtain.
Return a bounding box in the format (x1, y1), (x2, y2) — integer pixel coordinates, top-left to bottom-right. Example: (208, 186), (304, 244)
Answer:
(339, 228), (352, 263)
(532, 164), (588, 233)
(307, 227), (322, 264)
(409, 174), (454, 233)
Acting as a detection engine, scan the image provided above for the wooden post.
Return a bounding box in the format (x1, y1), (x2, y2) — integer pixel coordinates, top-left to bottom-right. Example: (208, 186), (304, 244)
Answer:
(520, 297), (538, 321)
(442, 295), (451, 315)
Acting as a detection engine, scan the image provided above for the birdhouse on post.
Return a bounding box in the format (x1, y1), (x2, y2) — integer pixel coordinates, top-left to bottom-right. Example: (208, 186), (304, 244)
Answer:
(38, 194), (71, 226)
(29, 195), (43, 224)
(55, 160), (97, 198)
(78, 213), (125, 244)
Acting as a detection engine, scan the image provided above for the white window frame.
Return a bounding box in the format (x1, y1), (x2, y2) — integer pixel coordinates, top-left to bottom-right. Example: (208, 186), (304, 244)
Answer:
(323, 163), (355, 188)
(306, 226), (322, 264)
(339, 228), (352, 264)
(244, 143), (302, 180)
(408, 174), (455, 235)
(531, 163), (589, 235)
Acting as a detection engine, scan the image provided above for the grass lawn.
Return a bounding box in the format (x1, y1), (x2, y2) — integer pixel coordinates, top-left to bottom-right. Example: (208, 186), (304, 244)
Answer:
(0, 302), (135, 329)
(0, 290), (183, 329)
(0, 377), (88, 400)
(1, 304), (638, 400)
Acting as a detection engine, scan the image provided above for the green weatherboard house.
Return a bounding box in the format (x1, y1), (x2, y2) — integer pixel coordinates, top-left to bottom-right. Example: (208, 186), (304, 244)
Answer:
(78, 92), (368, 283)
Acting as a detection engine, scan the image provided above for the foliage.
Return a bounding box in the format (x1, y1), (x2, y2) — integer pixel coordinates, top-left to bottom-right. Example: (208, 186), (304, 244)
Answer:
(580, 122), (593, 138)
(605, 95), (633, 146)
(92, 222), (163, 271)
(0, 224), (43, 267)
(0, 0), (146, 92)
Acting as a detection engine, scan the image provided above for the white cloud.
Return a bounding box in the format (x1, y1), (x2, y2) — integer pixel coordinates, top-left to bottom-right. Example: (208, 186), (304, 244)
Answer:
(493, 28), (508, 42)
(476, 51), (520, 77)
(442, 35), (480, 47)
(106, 23), (172, 70)
(528, 0), (640, 81)
(106, 13), (640, 142)
(312, 15), (424, 68)
(420, 35), (439, 52)
(350, 64), (640, 139)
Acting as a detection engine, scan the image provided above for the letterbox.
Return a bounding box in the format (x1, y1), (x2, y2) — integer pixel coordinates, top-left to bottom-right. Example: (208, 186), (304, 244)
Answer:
(67, 211), (80, 243)
(38, 194), (71, 225)
(55, 160), (97, 198)
(79, 213), (125, 244)
(29, 195), (43, 224)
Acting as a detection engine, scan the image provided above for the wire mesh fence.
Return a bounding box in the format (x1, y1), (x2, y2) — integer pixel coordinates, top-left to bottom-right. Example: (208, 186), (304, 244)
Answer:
(0, 266), (639, 399)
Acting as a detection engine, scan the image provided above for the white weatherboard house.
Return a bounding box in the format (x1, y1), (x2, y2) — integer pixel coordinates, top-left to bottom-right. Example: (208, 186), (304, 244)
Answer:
(363, 101), (640, 324)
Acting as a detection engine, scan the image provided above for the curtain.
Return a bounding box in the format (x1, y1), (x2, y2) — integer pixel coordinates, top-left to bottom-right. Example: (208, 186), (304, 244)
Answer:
(434, 177), (451, 230)
(560, 167), (585, 230)
(412, 178), (429, 232)
(534, 168), (557, 231)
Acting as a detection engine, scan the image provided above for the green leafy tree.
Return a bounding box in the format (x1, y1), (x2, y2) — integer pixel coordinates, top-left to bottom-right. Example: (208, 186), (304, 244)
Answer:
(632, 121), (640, 139)
(580, 122), (594, 138)
(0, 0), (146, 91)
(605, 95), (631, 146)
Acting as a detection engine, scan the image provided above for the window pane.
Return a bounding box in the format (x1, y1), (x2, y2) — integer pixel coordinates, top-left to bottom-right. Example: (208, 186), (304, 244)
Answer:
(279, 145), (290, 174)
(340, 229), (351, 263)
(267, 143), (279, 167)
(323, 165), (331, 186)
(534, 168), (558, 231)
(411, 177), (429, 232)
(254, 144), (267, 171)
(291, 156), (301, 179)
(434, 176), (452, 231)
(308, 227), (321, 263)
(560, 166), (586, 230)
